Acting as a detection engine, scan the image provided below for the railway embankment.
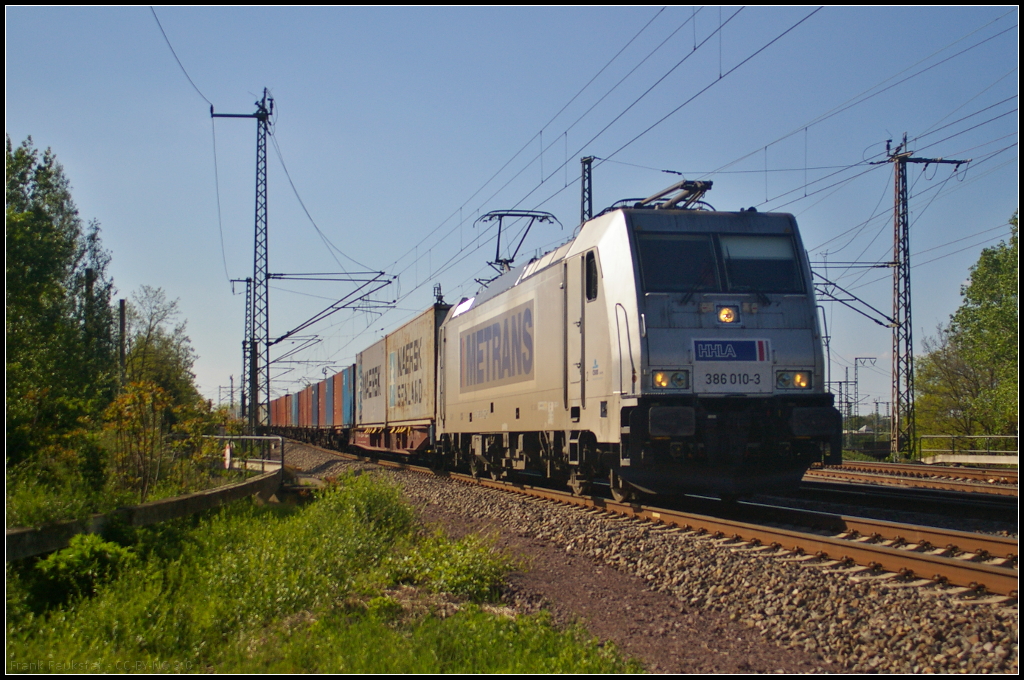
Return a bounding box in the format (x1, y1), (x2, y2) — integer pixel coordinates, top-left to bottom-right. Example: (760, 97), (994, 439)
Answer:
(285, 440), (1017, 673)
(5, 465), (638, 673)
(391, 465), (1017, 674)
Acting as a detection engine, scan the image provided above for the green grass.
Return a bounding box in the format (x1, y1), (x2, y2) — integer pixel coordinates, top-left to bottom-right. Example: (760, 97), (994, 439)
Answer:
(6, 473), (640, 674)
(5, 460), (251, 529)
(840, 449), (888, 462)
(222, 604), (640, 673)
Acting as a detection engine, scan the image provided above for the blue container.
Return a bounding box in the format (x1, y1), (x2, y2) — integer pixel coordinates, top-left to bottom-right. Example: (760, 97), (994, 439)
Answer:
(324, 376), (334, 427)
(342, 365), (356, 428)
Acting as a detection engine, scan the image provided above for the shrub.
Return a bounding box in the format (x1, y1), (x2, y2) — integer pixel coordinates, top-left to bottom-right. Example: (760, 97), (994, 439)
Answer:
(390, 531), (513, 602)
(35, 533), (137, 605)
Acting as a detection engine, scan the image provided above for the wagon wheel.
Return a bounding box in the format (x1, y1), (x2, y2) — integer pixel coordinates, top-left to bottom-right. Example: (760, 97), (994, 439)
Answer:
(469, 456), (485, 479)
(568, 470), (592, 497)
(609, 470), (637, 503)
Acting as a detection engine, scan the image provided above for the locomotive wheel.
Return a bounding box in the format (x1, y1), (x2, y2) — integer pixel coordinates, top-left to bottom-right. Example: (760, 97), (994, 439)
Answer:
(609, 470), (636, 503)
(568, 470), (591, 497)
(469, 457), (484, 479)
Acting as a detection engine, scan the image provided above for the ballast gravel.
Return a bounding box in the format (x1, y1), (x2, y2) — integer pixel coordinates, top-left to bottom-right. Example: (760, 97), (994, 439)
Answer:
(284, 443), (1018, 674)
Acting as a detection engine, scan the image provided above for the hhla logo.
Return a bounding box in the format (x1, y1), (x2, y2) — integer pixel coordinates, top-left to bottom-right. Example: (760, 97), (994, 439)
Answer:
(694, 340), (769, 362)
(696, 343), (737, 359)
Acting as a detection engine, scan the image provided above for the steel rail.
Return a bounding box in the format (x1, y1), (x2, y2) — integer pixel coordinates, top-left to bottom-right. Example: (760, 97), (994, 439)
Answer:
(824, 461), (1017, 484)
(458, 476), (1018, 597)
(736, 500), (1017, 559)
(807, 468), (1018, 496)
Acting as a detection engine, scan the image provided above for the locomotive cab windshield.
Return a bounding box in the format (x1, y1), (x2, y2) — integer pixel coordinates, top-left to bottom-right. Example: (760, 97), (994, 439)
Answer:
(630, 212), (806, 295)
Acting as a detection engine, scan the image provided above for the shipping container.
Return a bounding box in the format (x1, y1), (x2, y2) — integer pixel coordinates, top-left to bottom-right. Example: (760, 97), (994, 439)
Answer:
(312, 383), (320, 428)
(357, 338), (387, 426)
(320, 377), (331, 427)
(299, 385), (312, 428)
(385, 305), (448, 425)
(332, 365), (356, 428)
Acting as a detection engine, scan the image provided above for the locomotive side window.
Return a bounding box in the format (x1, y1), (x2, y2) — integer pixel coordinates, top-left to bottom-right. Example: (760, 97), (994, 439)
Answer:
(719, 235), (804, 293)
(585, 251), (599, 301)
(635, 233), (719, 293)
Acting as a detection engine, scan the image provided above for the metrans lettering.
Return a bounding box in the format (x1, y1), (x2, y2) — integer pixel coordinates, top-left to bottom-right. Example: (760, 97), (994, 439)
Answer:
(460, 301), (534, 392)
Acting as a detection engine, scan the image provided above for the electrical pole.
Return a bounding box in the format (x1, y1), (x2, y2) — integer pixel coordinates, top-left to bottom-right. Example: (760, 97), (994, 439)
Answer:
(853, 357), (876, 421)
(828, 373), (855, 450)
(214, 89), (274, 433)
(118, 299), (126, 387)
(232, 277), (253, 428)
(580, 156), (594, 224)
(881, 135), (967, 460)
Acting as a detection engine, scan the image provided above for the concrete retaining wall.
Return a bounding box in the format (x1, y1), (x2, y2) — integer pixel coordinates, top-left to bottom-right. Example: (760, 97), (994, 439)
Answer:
(6, 470), (281, 562)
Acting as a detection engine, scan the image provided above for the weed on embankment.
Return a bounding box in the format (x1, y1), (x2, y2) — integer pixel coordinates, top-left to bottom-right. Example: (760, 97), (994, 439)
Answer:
(6, 473), (640, 673)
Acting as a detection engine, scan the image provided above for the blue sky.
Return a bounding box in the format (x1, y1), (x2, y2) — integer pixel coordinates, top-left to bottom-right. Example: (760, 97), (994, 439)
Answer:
(6, 7), (1018, 414)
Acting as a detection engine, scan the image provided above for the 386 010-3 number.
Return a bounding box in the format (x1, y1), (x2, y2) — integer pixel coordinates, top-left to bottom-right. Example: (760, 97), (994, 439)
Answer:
(704, 372), (760, 386)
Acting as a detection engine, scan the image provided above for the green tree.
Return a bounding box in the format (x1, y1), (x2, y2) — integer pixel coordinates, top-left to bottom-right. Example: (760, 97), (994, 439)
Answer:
(948, 212), (1018, 433)
(916, 213), (1018, 441)
(916, 326), (1002, 436)
(6, 135), (117, 471)
(124, 285), (200, 410)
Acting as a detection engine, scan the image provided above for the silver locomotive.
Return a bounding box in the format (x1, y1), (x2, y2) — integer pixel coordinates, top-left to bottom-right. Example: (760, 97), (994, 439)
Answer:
(436, 181), (841, 499)
(270, 180), (842, 500)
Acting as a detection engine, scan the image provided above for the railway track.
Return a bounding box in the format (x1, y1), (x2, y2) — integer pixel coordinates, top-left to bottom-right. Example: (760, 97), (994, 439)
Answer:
(453, 475), (1017, 599)
(291, 441), (1017, 599)
(827, 460), (1017, 484)
(807, 464), (1017, 496)
(777, 479), (1018, 525)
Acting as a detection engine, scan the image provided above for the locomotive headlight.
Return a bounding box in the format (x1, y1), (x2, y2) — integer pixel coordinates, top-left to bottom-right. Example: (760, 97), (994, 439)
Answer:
(717, 306), (739, 323)
(776, 371), (812, 389)
(653, 371), (689, 389)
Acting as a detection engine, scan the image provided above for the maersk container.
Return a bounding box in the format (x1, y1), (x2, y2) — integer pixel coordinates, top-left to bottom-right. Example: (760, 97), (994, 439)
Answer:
(385, 304), (449, 425)
(357, 339), (387, 426)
